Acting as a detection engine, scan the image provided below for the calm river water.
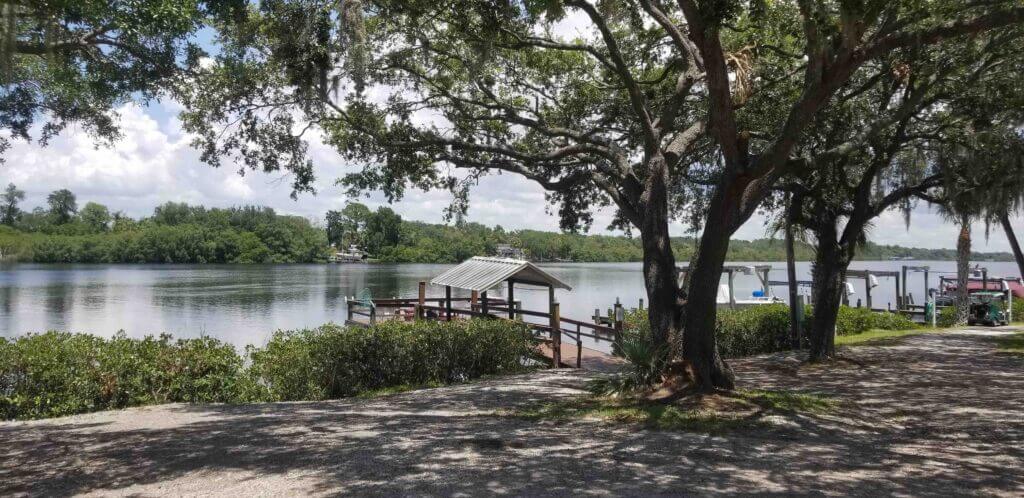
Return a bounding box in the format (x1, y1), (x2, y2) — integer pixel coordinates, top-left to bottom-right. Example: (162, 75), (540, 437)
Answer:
(1, 261), (1019, 349)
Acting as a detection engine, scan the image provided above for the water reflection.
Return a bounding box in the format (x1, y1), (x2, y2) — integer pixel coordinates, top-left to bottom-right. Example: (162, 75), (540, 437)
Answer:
(0, 261), (1019, 350)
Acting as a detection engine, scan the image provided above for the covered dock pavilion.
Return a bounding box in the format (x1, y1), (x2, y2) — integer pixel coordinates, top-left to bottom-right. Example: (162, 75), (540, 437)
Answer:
(351, 257), (625, 372)
(429, 257), (571, 320)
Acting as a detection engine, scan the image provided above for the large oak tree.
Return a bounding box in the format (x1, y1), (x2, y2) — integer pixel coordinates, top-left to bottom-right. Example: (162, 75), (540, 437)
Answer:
(778, 31), (1024, 360)
(182, 0), (1024, 390)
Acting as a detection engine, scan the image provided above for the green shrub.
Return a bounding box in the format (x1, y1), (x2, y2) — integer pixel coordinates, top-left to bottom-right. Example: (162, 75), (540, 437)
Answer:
(0, 332), (106, 419)
(623, 305), (795, 359)
(833, 306), (916, 336)
(248, 319), (535, 401)
(937, 306), (959, 328)
(1013, 298), (1023, 323)
(590, 328), (667, 396)
(622, 303), (916, 359)
(0, 331), (249, 420)
(715, 305), (793, 357)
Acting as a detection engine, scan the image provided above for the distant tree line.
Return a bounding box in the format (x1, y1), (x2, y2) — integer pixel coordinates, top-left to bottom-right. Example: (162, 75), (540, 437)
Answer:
(328, 202), (1015, 264)
(0, 186), (327, 263)
(0, 192), (1014, 265)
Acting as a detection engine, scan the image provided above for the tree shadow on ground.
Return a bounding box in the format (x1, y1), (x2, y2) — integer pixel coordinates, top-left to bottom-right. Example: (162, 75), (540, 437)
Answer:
(2, 330), (1023, 496)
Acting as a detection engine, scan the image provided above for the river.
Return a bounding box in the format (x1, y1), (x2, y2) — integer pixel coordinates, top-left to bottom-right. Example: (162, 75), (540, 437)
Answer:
(1, 261), (1019, 350)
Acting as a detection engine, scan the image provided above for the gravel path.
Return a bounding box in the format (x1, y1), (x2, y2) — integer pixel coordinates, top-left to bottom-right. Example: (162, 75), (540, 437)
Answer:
(2, 327), (1023, 496)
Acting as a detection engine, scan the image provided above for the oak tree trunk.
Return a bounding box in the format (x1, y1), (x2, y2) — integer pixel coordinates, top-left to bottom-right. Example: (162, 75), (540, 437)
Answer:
(639, 153), (682, 357)
(955, 215), (972, 325)
(681, 195), (736, 391)
(1001, 211), (1024, 280)
(807, 239), (850, 362)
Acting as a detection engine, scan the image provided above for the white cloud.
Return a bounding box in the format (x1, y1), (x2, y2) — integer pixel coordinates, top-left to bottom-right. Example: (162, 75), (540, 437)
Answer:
(1, 101), (1021, 252)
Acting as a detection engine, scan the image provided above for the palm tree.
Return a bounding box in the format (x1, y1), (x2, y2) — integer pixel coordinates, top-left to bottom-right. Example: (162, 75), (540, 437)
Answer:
(974, 133), (1024, 280)
(931, 127), (1024, 324)
(1000, 209), (1024, 280)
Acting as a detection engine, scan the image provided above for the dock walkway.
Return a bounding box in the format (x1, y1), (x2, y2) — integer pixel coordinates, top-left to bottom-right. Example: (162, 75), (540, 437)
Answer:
(349, 296), (626, 374)
(537, 342), (624, 373)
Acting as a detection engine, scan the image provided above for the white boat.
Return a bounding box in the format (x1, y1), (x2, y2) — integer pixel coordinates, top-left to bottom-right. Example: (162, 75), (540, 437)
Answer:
(716, 284), (784, 308)
(330, 244), (368, 263)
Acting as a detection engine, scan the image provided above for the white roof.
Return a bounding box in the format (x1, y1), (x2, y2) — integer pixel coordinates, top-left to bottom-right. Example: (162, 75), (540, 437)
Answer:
(430, 257), (572, 292)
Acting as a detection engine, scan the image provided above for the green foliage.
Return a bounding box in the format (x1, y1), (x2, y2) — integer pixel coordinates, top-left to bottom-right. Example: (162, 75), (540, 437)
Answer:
(624, 304), (915, 359)
(0, 183), (24, 225)
(835, 328), (939, 347)
(368, 219), (1014, 263)
(590, 328), (667, 396)
(46, 189), (77, 224)
(0, 319), (535, 420)
(0, 332), (251, 420)
(937, 306), (959, 328)
(624, 305), (796, 359)
(79, 202), (111, 232)
(832, 307), (917, 336)
(1013, 298), (1024, 323)
(248, 320), (534, 401)
(715, 305), (795, 357)
(0, 200), (329, 263)
(0, 0), (246, 162)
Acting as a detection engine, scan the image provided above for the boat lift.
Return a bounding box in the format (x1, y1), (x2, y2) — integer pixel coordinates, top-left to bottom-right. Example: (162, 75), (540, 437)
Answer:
(676, 264), (774, 309)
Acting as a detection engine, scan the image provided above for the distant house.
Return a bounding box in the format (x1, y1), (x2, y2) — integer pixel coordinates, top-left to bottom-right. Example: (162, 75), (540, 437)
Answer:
(494, 244), (527, 260)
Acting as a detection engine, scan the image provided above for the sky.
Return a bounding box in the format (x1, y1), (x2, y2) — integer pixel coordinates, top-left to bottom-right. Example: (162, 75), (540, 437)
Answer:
(1, 12), (1021, 252)
(2, 98), (1021, 252)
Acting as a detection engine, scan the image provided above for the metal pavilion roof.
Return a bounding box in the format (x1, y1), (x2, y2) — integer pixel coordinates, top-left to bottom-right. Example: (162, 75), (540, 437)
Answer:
(430, 257), (572, 292)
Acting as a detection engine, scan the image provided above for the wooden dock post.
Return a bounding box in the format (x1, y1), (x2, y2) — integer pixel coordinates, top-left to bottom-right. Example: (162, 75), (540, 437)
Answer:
(613, 300), (624, 354)
(864, 274), (873, 310)
(470, 290), (479, 311)
(481, 291), (489, 316)
(550, 302), (561, 367)
(901, 266), (908, 309)
(727, 270), (736, 309)
(445, 285), (452, 321)
(508, 279), (516, 319)
(417, 281), (426, 319)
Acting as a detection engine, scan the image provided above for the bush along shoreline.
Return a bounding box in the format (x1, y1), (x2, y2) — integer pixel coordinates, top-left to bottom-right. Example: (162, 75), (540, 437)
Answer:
(624, 304), (917, 358)
(0, 320), (535, 420)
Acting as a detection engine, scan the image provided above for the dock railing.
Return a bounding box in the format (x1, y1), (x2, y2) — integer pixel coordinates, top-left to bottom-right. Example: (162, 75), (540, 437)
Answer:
(354, 296), (622, 369)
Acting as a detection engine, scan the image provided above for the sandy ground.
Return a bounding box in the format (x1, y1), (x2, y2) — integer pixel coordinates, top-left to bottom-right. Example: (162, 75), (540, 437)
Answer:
(2, 327), (1023, 497)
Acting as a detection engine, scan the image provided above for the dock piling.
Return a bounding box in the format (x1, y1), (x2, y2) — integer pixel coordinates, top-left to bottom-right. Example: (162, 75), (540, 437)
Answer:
(550, 302), (561, 367)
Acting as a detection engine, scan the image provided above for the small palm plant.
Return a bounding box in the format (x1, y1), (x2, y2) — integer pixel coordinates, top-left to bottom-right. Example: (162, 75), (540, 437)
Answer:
(589, 329), (668, 397)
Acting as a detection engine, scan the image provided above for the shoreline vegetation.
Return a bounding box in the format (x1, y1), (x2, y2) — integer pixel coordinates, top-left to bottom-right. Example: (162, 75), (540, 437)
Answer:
(0, 320), (535, 421)
(4, 299), (1019, 421)
(7, 300), (996, 422)
(0, 197), (1016, 265)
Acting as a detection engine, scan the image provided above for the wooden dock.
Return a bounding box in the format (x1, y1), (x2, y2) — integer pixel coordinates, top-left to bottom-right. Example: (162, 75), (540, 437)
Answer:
(350, 295), (627, 373)
(536, 341), (624, 373)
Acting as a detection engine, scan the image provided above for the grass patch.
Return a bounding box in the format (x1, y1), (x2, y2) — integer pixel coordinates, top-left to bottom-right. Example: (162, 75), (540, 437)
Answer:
(737, 389), (836, 414)
(835, 327), (942, 347)
(994, 331), (1024, 356)
(500, 389), (835, 433)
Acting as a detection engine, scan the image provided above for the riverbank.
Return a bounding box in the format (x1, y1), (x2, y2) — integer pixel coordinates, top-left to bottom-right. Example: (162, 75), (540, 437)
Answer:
(3, 327), (1022, 495)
